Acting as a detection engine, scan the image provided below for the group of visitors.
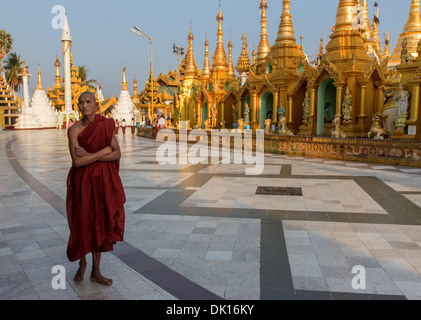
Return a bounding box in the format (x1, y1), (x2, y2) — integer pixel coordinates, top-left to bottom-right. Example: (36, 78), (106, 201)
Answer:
(114, 118), (139, 136)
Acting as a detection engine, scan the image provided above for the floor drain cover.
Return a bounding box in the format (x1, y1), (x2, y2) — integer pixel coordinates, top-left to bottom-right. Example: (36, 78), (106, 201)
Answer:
(256, 186), (303, 196)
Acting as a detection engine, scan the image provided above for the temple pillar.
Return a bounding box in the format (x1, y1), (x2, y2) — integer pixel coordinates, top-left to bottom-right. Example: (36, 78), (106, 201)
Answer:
(407, 81), (420, 139)
(288, 95), (293, 124)
(272, 90), (279, 125)
(375, 81), (384, 114)
(408, 82), (420, 123)
(198, 98), (202, 127)
(250, 90), (258, 129)
(236, 101), (241, 120)
(219, 102), (225, 128)
(334, 84), (344, 118)
(358, 82), (368, 126)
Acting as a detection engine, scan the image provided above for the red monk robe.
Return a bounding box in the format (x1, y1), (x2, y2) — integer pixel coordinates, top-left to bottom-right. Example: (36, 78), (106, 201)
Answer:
(66, 115), (126, 262)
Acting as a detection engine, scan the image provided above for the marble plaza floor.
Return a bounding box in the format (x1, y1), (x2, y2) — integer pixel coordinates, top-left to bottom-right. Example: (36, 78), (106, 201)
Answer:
(0, 128), (421, 300)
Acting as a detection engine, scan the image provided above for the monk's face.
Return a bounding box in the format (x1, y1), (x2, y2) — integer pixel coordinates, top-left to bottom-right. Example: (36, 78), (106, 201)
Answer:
(78, 93), (98, 116)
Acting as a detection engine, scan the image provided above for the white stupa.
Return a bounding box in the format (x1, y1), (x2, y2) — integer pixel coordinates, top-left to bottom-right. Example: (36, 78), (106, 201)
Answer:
(111, 67), (135, 122)
(31, 68), (58, 128)
(16, 67), (58, 129)
(15, 64), (42, 129)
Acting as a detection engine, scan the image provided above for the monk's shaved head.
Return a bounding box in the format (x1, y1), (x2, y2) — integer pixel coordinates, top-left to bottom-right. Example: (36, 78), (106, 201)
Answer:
(79, 91), (96, 101)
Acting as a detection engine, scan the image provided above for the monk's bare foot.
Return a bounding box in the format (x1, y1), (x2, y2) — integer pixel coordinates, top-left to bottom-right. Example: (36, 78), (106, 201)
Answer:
(90, 272), (113, 286)
(74, 260), (87, 283)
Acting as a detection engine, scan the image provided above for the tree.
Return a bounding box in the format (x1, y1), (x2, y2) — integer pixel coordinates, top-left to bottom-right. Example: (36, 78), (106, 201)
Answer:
(78, 66), (96, 90)
(0, 30), (13, 63)
(3, 52), (23, 93)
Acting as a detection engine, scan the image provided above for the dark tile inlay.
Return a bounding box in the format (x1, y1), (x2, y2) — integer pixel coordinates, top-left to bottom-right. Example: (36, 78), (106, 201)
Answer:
(256, 186), (303, 196)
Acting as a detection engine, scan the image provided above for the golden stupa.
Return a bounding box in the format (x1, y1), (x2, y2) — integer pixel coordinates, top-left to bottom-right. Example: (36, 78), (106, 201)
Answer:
(132, 0), (421, 140)
(389, 0), (421, 67)
(0, 67), (19, 129)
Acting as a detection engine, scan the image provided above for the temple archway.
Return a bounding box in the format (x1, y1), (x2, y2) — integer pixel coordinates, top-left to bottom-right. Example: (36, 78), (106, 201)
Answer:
(259, 92), (273, 129)
(224, 94), (236, 129)
(242, 95), (250, 118)
(317, 78), (336, 135)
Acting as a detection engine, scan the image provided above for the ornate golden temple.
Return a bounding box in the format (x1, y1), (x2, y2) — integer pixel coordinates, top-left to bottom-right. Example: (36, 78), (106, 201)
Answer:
(0, 68), (20, 129)
(139, 0), (421, 141)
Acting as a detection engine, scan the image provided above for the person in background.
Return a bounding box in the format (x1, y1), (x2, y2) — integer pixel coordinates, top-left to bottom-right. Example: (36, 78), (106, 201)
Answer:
(158, 114), (166, 129)
(120, 119), (127, 136)
(131, 118), (136, 136)
(114, 119), (119, 136)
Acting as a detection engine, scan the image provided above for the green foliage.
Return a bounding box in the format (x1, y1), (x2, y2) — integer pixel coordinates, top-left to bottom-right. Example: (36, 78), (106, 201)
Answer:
(3, 52), (23, 93)
(78, 65), (96, 90)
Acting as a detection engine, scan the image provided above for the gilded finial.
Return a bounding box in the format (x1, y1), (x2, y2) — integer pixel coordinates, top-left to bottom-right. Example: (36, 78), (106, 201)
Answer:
(122, 66), (128, 91)
(227, 37), (235, 79)
(21, 61), (29, 75)
(201, 34), (211, 80)
(275, 0), (296, 44)
(300, 33), (304, 52)
(37, 65), (43, 90)
(212, 1), (228, 68)
(257, 0), (271, 61)
(236, 30), (251, 74)
(185, 27), (198, 76)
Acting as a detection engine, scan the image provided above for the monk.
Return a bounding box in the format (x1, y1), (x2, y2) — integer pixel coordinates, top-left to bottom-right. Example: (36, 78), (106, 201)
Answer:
(66, 91), (126, 286)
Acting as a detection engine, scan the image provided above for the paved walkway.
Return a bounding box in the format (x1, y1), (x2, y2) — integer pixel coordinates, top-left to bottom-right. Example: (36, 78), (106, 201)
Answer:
(0, 129), (421, 300)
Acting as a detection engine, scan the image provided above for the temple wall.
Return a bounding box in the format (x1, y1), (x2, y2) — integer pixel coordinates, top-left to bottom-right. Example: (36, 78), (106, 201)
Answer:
(264, 134), (421, 168)
(139, 128), (421, 168)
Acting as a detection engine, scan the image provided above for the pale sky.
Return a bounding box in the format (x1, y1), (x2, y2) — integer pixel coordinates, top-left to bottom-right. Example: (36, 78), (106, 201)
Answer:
(1, 0), (413, 98)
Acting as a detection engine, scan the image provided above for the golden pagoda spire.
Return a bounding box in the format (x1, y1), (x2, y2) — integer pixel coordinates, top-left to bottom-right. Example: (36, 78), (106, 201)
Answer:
(69, 43), (80, 85)
(132, 77), (140, 105)
(37, 66), (43, 90)
(54, 55), (61, 89)
(21, 61), (29, 75)
(371, 2), (383, 58)
(252, 47), (256, 65)
(300, 34), (304, 52)
(389, 0), (421, 67)
(236, 31), (251, 74)
(275, 0), (296, 43)
(325, 0), (370, 66)
(185, 27), (198, 76)
(212, 1), (228, 68)
(383, 29), (390, 59)
(318, 37), (324, 57)
(332, 0), (356, 31)
(201, 34), (211, 81)
(122, 66), (128, 91)
(257, 0), (271, 61)
(270, 0), (303, 70)
(227, 38), (236, 79)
